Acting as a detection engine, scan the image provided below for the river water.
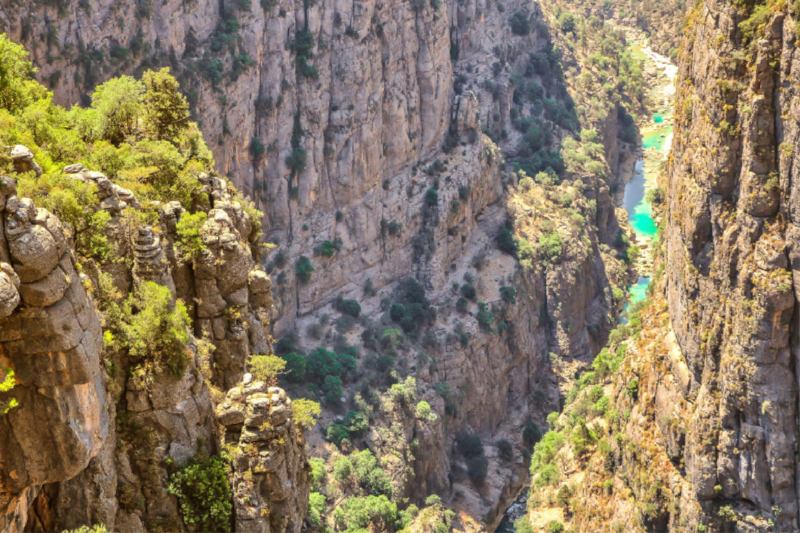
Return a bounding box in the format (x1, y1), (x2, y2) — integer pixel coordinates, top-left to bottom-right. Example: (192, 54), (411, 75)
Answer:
(493, 38), (676, 533)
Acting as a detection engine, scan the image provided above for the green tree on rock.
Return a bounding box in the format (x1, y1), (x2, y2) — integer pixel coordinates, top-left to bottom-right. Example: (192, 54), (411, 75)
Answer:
(0, 34), (48, 113)
(142, 68), (191, 141)
(91, 75), (145, 144)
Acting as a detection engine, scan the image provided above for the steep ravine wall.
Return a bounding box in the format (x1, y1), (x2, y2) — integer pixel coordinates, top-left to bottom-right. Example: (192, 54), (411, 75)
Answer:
(521, 0), (800, 532)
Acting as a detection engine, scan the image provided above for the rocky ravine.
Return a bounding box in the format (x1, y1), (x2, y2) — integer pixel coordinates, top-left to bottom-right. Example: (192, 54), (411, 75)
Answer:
(0, 0), (646, 531)
(519, 0), (800, 532)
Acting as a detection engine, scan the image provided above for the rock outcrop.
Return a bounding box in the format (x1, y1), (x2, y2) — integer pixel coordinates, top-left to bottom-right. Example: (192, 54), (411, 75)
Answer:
(218, 378), (309, 533)
(0, 178), (108, 533)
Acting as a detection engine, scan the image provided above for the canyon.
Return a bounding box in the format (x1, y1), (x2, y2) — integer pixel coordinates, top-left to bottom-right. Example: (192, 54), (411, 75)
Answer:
(2, 0), (790, 531)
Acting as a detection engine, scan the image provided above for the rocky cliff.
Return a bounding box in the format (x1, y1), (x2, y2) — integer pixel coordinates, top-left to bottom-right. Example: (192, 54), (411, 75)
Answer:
(0, 0), (650, 530)
(519, 0), (800, 532)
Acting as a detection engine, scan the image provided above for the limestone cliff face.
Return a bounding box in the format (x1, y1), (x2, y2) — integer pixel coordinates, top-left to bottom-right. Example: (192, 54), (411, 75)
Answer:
(661, 0), (800, 527)
(0, 178), (108, 533)
(524, 1), (800, 531)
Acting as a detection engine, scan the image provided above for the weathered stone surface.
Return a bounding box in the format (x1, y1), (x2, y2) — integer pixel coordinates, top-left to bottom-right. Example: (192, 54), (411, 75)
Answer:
(217, 384), (309, 533)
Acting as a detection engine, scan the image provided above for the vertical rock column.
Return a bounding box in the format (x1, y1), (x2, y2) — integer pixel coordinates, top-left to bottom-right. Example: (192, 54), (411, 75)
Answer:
(217, 380), (310, 533)
(0, 177), (108, 533)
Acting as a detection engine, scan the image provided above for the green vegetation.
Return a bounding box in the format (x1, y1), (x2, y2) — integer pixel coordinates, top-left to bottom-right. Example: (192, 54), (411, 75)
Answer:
(497, 226), (519, 256)
(168, 455), (232, 532)
(0, 34), (262, 273)
(175, 211), (208, 258)
(500, 285), (517, 304)
(248, 354), (286, 384)
(510, 11), (531, 35)
(0, 35), (48, 112)
(425, 187), (439, 206)
(539, 231), (563, 262)
(530, 430), (565, 487)
(335, 295), (362, 317)
(292, 398), (321, 430)
(104, 281), (192, 378)
(389, 278), (434, 335)
(293, 30), (318, 79)
(333, 495), (397, 531)
(0, 368), (17, 415)
(295, 255), (314, 283)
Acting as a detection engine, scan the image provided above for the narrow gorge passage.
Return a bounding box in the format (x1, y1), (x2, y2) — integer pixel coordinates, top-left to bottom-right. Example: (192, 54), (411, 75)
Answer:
(495, 30), (677, 532)
(622, 35), (676, 308)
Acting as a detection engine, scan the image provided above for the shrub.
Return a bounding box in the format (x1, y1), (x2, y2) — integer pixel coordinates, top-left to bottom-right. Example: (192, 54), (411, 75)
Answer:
(0, 368), (17, 415)
(176, 211), (208, 259)
(514, 517), (535, 533)
(91, 75), (145, 144)
(500, 285), (517, 304)
(509, 11), (531, 35)
(292, 398), (321, 430)
(626, 377), (639, 399)
(105, 281), (191, 377)
(425, 187), (439, 206)
(323, 375), (343, 405)
(319, 239), (341, 257)
(547, 521), (565, 533)
(281, 352), (306, 382)
(456, 297), (469, 312)
(457, 433), (484, 459)
(335, 295), (362, 317)
(523, 420), (542, 447)
(168, 455), (232, 532)
(333, 495), (397, 531)
(646, 187), (665, 205)
(539, 231), (563, 261)
(497, 439), (513, 461)
(142, 67), (191, 141)
(460, 283), (477, 300)
(326, 423), (349, 446)
(476, 302), (495, 330)
(295, 255), (314, 284)
(496, 227), (518, 256)
(467, 456), (488, 482)
(248, 354), (286, 384)
(557, 12), (575, 33)
(334, 457), (353, 481)
(415, 400), (438, 422)
(307, 492), (326, 527)
(0, 35), (49, 112)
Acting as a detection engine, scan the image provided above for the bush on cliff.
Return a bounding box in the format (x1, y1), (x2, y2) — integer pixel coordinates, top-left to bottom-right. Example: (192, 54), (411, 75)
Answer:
(104, 281), (192, 377)
(168, 455), (233, 533)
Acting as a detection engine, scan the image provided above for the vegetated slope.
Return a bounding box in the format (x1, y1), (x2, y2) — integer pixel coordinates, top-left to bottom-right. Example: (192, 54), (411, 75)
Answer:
(517, 0), (800, 532)
(0, 1), (651, 531)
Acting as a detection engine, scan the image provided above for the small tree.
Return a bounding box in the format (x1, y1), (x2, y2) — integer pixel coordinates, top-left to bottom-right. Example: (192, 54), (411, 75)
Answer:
(292, 398), (321, 430)
(295, 256), (314, 284)
(168, 455), (232, 533)
(0, 34), (48, 113)
(142, 67), (191, 141)
(176, 211), (208, 259)
(496, 227), (518, 256)
(91, 75), (145, 144)
(248, 354), (286, 385)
